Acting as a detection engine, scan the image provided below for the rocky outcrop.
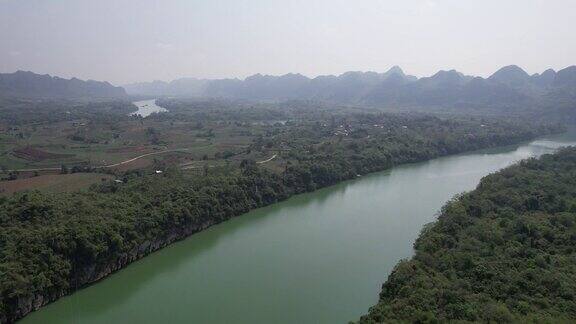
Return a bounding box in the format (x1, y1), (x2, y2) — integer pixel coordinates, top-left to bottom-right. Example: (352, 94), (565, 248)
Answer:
(6, 219), (224, 323)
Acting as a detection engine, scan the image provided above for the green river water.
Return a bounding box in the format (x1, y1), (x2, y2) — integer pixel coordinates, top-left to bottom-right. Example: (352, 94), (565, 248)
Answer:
(22, 131), (576, 324)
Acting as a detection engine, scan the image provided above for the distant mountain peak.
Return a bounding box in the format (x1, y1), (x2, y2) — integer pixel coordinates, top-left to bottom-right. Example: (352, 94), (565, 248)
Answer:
(531, 69), (557, 87)
(418, 69), (468, 88)
(431, 69), (464, 78)
(0, 70), (126, 98)
(279, 73), (309, 80)
(494, 65), (528, 73)
(489, 65), (530, 86)
(493, 64), (528, 74)
(384, 66), (405, 77)
(554, 65), (576, 87)
(15, 70), (34, 75)
(246, 73), (264, 80)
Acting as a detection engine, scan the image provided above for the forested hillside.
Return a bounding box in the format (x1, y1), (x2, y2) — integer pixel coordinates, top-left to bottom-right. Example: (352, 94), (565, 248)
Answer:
(359, 147), (576, 323)
(0, 71), (127, 99)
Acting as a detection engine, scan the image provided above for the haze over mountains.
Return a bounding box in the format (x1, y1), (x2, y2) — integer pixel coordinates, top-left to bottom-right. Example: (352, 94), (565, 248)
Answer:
(125, 65), (576, 111)
(1, 65), (575, 114)
(0, 71), (127, 99)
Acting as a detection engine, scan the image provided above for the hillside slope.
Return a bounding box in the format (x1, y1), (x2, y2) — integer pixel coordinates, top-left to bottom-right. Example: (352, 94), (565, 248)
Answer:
(0, 71), (126, 99)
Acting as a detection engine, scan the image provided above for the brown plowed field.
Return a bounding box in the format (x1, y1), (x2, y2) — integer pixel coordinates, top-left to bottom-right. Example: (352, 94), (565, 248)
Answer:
(13, 146), (73, 161)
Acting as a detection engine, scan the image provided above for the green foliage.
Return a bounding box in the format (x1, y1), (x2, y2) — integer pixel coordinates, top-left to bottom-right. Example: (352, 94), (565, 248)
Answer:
(0, 103), (558, 322)
(359, 147), (576, 323)
(0, 98), (135, 126)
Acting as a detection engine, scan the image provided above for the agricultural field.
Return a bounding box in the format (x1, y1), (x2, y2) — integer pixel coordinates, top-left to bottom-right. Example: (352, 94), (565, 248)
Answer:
(0, 173), (114, 195)
(0, 98), (286, 193)
(0, 102), (277, 169)
(0, 97), (559, 195)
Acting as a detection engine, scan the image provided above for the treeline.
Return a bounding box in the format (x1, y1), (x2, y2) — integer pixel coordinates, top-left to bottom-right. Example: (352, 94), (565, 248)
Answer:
(359, 147), (576, 323)
(156, 97), (290, 122)
(0, 98), (136, 126)
(154, 97), (359, 123)
(275, 113), (558, 184)
(0, 116), (556, 322)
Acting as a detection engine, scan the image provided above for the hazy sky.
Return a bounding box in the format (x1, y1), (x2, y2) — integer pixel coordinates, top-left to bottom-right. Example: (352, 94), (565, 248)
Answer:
(1, 0), (575, 85)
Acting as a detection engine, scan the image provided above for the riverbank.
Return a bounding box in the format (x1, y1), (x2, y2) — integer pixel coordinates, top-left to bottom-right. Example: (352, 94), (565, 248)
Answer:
(1, 128), (558, 323)
(16, 130), (576, 324)
(358, 146), (576, 323)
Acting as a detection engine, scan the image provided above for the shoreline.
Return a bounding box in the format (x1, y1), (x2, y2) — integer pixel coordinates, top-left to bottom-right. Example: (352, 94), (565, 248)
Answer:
(8, 131), (558, 323)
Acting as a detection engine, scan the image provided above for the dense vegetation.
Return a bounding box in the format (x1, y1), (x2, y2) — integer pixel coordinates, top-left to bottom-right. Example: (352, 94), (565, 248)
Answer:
(0, 103), (556, 322)
(0, 98), (135, 126)
(359, 147), (576, 323)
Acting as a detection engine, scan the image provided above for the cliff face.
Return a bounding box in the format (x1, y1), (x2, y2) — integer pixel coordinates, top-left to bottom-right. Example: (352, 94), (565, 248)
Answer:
(5, 219), (218, 323)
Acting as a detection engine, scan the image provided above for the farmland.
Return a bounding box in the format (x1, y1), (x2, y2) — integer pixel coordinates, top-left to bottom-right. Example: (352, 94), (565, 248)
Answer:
(0, 97), (559, 195)
(0, 98), (294, 192)
(0, 173), (114, 195)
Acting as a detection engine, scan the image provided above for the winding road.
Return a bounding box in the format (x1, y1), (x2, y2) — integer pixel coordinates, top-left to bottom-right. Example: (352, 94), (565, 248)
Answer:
(257, 154), (277, 164)
(5, 148), (191, 173)
(6, 150), (277, 173)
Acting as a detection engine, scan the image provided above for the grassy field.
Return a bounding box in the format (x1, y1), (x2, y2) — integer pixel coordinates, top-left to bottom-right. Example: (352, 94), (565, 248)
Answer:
(0, 118), (262, 170)
(0, 173), (114, 195)
(0, 100), (283, 194)
(1, 98), (551, 195)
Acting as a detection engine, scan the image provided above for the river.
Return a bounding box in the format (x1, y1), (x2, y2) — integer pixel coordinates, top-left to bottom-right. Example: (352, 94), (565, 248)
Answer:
(21, 131), (576, 324)
(131, 99), (167, 117)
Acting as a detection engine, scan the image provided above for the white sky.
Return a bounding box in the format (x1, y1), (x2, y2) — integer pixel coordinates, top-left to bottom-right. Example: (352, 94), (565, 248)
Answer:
(1, 0), (575, 85)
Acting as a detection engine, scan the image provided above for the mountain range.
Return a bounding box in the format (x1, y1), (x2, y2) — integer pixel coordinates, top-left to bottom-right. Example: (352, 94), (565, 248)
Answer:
(1, 66), (575, 112)
(124, 65), (576, 111)
(0, 71), (127, 99)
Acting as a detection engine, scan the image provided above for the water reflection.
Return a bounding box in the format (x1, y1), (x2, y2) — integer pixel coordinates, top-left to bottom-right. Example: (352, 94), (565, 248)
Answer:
(131, 99), (168, 117)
